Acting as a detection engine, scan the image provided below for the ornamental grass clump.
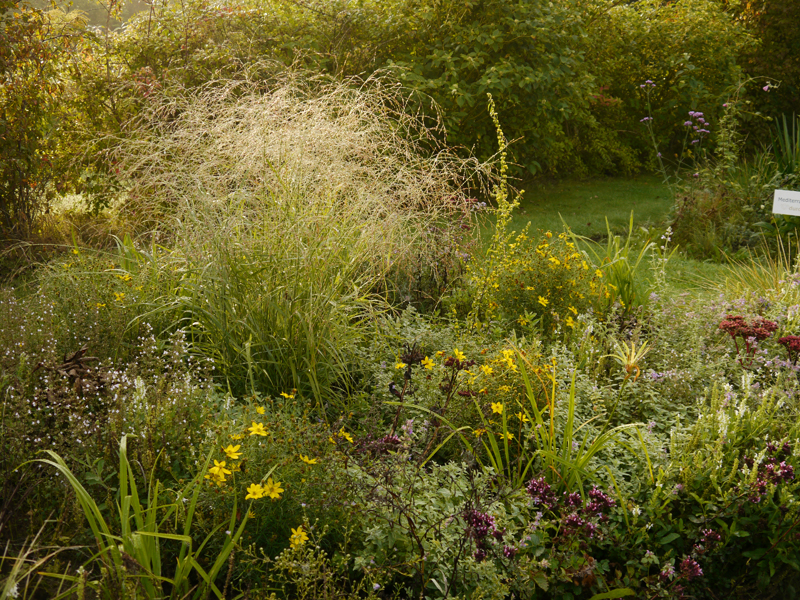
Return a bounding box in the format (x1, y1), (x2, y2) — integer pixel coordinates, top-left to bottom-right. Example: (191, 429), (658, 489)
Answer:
(101, 72), (488, 404)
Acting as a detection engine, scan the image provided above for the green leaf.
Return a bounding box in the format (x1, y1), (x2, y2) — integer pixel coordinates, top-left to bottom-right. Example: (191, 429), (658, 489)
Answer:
(588, 589), (635, 600)
(658, 532), (681, 545)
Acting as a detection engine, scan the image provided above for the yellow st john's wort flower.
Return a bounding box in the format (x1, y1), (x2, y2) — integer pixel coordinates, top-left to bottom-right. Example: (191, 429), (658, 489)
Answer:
(245, 483), (265, 500)
(491, 402), (504, 415)
(248, 422), (268, 436)
(300, 454), (318, 465)
(222, 444), (242, 460)
(290, 526), (309, 549)
(262, 477), (284, 499)
(421, 356), (435, 370)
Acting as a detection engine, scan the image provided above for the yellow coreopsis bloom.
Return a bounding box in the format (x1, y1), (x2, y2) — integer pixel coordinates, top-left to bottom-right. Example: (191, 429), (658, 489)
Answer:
(339, 428), (354, 444)
(290, 526), (309, 549)
(395, 361), (407, 370)
(262, 477), (284, 500)
(515, 412), (530, 423)
(256, 406), (266, 415)
(245, 483), (265, 500)
(421, 356), (435, 370)
(538, 296), (549, 307)
(222, 444), (242, 460)
(491, 402), (504, 415)
(209, 460), (232, 477)
(480, 365), (493, 376)
(248, 422), (268, 436)
(279, 392), (295, 399)
(453, 348), (466, 362)
(503, 432), (514, 441)
(300, 454), (318, 465)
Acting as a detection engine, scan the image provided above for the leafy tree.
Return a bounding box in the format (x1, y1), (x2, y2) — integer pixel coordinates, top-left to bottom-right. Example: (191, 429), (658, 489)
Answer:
(0, 0), (84, 235)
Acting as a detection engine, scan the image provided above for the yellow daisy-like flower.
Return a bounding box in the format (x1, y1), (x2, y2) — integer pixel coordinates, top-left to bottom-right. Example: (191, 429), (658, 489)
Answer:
(515, 411), (530, 423)
(503, 432), (514, 441)
(474, 428), (486, 438)
(339, 428), (354, 444)
(537, 296), (549, 307)
(256, 406), (266, 415)
(568, 306), (578, 315)
(205, 470), (227, 486)
(222, 444), (242, 460)
(595, 269), (603, 278)
(114, 292), (126, 302)
(395, 361), (407, 370)
(248, 422), (268, 436)
(480, 365), (493, 376)
(421, 356), (435, 370)
(96, 303), (106, 308)
(248, 510), (256, 519)
(491, 402), (504, 415)
(300, 454), (318, 465)
(279, 392), (295, 399)
(290, 526), (309, 549)
(498, 385), (511, 392)
(262, 477), (284, 500)
(231, 433), (245, 440)
(209, 460), (232, 477)
(453, 348), (466, 362)
(245, 483), (265, 500)
(582, 260), (589, 270)
(72, 248), (80, 255)
(566, 316), (575, 328)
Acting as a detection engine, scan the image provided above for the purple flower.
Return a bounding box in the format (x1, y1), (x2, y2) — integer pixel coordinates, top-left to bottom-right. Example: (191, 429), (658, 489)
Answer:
(640, 117), (653, 122)
(691, 139), (700, 144)
(763, 85), (770, 92)
(680, 556), (703, 580)
(692, 173), (699, 178)
(657, 152), (662, 158)
(646, 79), (653, 84)
(684, 121), (693, 126)
(503, 545), (518, 559)
(660, 564), (676, 581)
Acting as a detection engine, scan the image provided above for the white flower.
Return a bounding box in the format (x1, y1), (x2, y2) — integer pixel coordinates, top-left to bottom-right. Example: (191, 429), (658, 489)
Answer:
(8, 582), (19, 599)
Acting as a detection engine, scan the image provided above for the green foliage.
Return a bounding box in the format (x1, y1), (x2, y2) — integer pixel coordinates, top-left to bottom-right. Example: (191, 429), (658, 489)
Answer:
(0, 1), (84, 234)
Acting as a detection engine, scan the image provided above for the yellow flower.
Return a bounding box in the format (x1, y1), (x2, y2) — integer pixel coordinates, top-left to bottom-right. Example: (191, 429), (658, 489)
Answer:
(262, 477), (284, 500)
(205, 470), (227, 486)
(421, 356), (435, 370)
(290, 526), (309, 549)
(114, 292), (125, 302)
(279, 392), (295, 399)
(95, 303), (106, 308)
(231, 433), (245, 440)
(537, 296), (549, 307)
(395, 361), (407, 370)
(498, 385), (511, 392)
(248, 422), (268, 436)
(248, 510), (256, 518)
(595, 269), (603, 278)
(503, 432), (514, 441)
(256, 406), (265, 415)
(300, 454), (318, 465)
(245, 483), (265, 500)
(453, 349), (466, 362)
(480, 365), (493, 376)
(209, 460), (232, 477)
(545, 231), (553, 239)
(566, 316), (575, 328)
(582, 261), (589, 270)
(222, 444), (242, 460)
(568, 306), (578, 315)
(339, 428), (354, 444)
(515, 412), (530, 423)
(491, 402), (504, 415)
(474, 428), (486, 438)
(517, 316), (529, 326)
(72, 248), (79, 255)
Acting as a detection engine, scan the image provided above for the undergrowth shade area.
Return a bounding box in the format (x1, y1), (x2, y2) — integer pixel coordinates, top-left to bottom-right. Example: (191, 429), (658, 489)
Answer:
(5, 76), (800, 600)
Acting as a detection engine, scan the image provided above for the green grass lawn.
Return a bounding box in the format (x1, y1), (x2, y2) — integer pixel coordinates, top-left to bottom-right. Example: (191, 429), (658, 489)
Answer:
(479, 173), (729, 296)
(509, 173), (672, 237)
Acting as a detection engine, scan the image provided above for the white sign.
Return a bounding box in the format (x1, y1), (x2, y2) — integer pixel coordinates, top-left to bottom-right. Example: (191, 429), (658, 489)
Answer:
(773, 189), (800, 217)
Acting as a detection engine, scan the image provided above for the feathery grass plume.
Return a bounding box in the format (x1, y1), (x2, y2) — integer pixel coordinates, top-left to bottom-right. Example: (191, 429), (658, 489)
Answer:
(103, 70), (490, 408)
